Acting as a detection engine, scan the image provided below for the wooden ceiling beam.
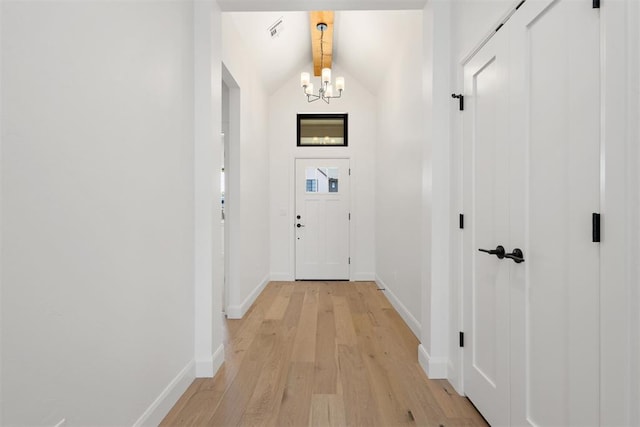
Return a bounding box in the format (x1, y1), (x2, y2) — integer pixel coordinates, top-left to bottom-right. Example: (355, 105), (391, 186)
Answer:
(310, 11), (334, 77)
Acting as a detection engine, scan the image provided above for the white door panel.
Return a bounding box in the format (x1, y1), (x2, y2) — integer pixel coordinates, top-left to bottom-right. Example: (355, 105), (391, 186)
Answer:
(464, 0), (601, 425)
(463, 30), (511, 427)
(510, 1), (601, 425)
(295, 159), (350, 280)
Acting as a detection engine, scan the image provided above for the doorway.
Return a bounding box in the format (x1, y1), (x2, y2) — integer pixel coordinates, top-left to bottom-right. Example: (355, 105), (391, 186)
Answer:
(222, 64), (240, 315)
(462, 0), (600, 425)
(221, 81), (228, 314)
(294, 158), (350, 280)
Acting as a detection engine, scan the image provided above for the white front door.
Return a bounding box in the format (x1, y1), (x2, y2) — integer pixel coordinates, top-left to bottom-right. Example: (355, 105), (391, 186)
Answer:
(463, 1), (601, 425)
(295, 158), (350, 280)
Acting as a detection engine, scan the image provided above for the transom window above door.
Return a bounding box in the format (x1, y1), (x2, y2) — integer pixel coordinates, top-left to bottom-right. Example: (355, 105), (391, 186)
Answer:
(297, 113), (348, 146)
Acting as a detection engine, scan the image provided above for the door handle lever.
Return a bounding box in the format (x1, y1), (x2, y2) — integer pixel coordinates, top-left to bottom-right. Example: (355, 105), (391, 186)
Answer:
(478, 245), (506, 259)
(296, 223), (305, 228)
(504, 248), (525, 263)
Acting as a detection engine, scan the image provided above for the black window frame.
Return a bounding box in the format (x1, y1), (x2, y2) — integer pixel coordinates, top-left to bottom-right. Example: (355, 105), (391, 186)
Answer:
(296, 113), (348, 147)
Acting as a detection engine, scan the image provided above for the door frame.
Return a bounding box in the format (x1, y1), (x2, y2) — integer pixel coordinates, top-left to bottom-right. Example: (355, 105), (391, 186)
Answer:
(291, 156), (352, 281)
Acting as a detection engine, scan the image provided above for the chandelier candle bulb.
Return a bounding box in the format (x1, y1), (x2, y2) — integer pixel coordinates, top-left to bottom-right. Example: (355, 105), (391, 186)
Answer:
(335, 77), (345, 91)
(305, 83), (314, 95)
(322, 67), (331, 84)
(326, 84), (334, 97)
(301, 72), (311, 87)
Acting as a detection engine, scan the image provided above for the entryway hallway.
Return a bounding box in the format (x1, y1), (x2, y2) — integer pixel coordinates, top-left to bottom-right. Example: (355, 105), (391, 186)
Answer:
(161, 282), (486, 426)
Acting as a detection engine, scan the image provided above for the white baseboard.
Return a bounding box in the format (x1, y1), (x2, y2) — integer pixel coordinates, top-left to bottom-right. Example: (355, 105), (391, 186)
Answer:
(195, 356), (213, 378)
(352, 272), (375, 281)
(447, 360), (464, 395)
(211, 344), (224, 376)
(195, 344), (224, 378)
(375, 275), (422, 339)
(226, 274), (270, 319)
(133, 360), (195, 427)
(418, 344), (430, 373)
(269, 273), (294, 282)
(418, 344), (448, 379)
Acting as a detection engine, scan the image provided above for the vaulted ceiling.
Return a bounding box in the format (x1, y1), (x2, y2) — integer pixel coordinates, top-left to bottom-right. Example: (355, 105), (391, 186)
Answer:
(218, 0), (427, 12)
(225, 9), (423, 94)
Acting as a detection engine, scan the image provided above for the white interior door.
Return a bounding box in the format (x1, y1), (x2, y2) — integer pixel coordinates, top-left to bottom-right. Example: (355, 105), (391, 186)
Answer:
(295, 158), (350, 280)
(463, 1), (601, 425)
(509, 1), (601, 425)
(462, 28), (511, 427)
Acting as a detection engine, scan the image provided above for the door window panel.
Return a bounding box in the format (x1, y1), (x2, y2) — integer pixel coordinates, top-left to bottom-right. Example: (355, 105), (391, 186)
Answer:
(305, 167), (339, 193)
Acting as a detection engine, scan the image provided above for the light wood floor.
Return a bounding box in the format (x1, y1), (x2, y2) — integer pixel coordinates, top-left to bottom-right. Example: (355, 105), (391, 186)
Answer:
(161, 281), (487, 426)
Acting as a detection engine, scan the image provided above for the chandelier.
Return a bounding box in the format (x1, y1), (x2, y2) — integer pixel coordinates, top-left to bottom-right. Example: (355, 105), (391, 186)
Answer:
(300, 22), (345, 104)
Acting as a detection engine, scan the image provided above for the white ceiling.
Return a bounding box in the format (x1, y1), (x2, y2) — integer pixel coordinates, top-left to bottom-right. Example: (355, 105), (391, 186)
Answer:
(226, 10), (422, 94)
(219, 0), (427, 12)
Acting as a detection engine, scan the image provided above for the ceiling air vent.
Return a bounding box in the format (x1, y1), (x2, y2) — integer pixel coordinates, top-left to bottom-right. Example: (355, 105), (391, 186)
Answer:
(268, 17), (284, 38)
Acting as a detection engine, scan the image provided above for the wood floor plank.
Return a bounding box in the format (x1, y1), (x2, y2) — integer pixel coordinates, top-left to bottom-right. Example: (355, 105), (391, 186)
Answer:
(265, 293), (291, 320)
(236, 320), (290, 426)
(336, 343), (382, 426)
(274, 362), (315, 427)
(353, 312), (416, 426)
(313, 286), (338, 394)
(428, 379), (489, 423)
(332, 295), (357, 346)
(161, 282), (488, 427)
(224, 282), (281, 370)
(385, 353), (449, 426)
(291, 287), (319, 362)
(206, 320), (279, 426)
(345, 283), (368, 315)
(309, 394), (347, 427)
(159, 376), (228, 426)
(282, 290), (305, 331)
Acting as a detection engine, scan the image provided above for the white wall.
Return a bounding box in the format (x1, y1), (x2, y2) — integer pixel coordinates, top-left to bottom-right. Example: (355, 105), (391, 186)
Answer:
(419, 0), (455, 381)
(634, 5), (640, 421)
(451, 0), (515, 62)
(0, 1), (4, 422)
(221, 15), (271, 318)
(269, 63), (375, 282)
(374, 12), (424, 338)
(1, 1), (196, 425)
(632, 4), (640, 421)
(194, 0), (224, 379)
(635, 6), (640, 417)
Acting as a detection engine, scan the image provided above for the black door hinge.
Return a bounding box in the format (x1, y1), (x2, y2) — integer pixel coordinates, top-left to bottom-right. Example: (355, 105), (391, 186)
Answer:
(349, 168), (351, 176)
(592, 213), (601, 242)
(459, 214), (464, 229)
(451, 93), (464, 111)
(348, 257), (351, 265)
(348, 213), (351, 220)
(459, 332), (464, 348)
(593, 0), (600, 8)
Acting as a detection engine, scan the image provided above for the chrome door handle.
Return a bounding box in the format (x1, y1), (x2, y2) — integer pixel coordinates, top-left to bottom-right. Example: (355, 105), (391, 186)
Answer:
(478, 245), (506, 259)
